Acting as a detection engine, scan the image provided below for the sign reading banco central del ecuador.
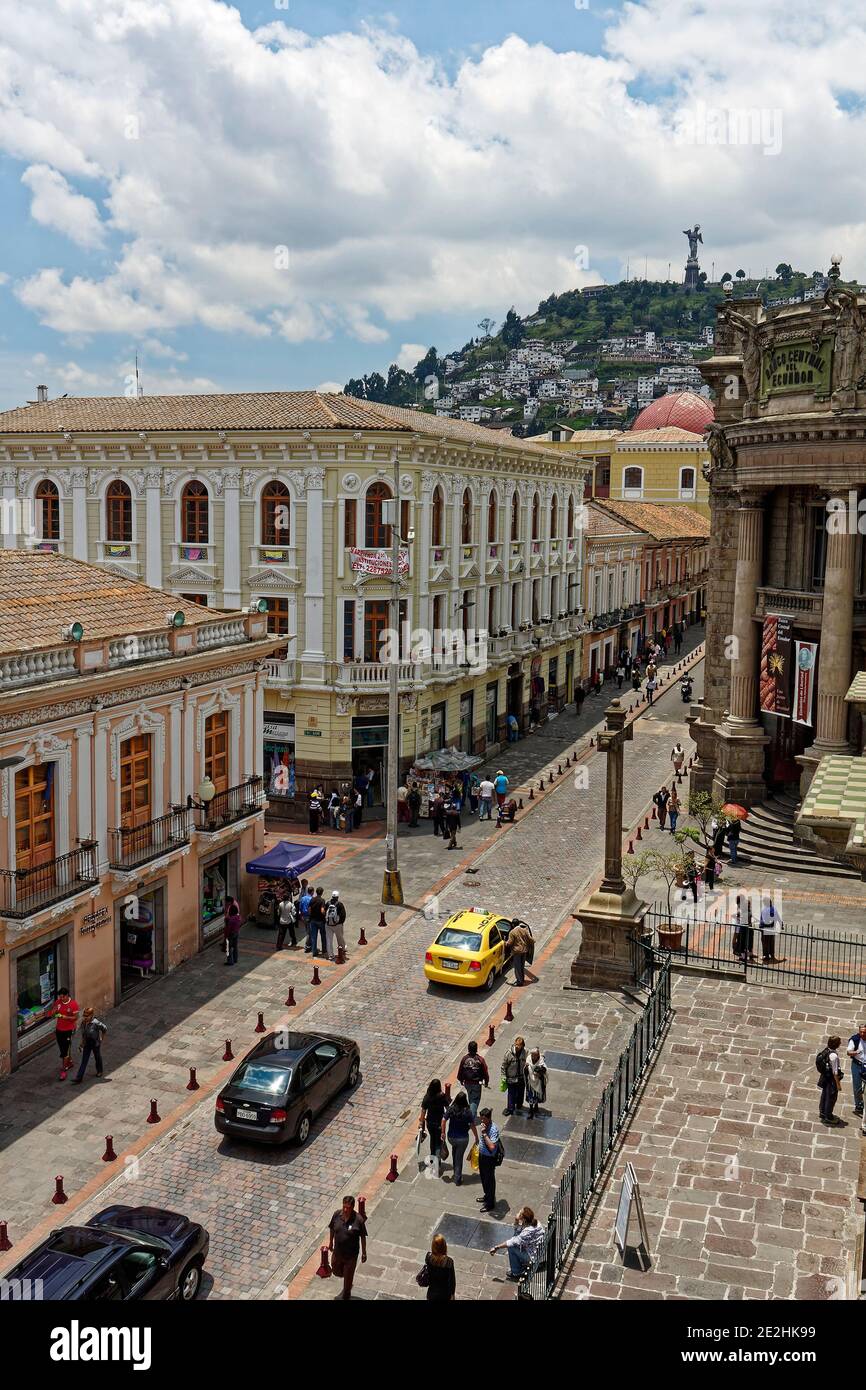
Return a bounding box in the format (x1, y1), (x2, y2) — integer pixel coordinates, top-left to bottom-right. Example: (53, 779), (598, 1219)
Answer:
(760, 336), (833, 397)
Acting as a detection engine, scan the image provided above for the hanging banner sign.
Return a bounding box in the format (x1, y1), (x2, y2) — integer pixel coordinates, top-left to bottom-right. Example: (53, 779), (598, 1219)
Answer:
(794, 640), (818, 726)
(349, 548), (409, 577)
(759, 614), (793, 717)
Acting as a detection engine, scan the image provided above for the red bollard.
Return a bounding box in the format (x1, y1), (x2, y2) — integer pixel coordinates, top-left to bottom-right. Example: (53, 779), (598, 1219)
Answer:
(505, 998), (514, 1022)
(548, 771), (554, 786)
(635, 825), (642, 841)
(358, 1196), (367, 1222)
(518, 798), (524, 810)
(102, 1135), (117, 1162)
(285, 987), (296, 1007)
(311, 965), (321, 986)
(255, 1012), (266, 1033)
(336, 946), (346, 965)
(557, 763), (562, 775)
(565, 755), (571, 767)
(0, 1222), (11, 1252)
(528, 787), (534, 800)
(643, 816), (649, 830)
(147, 1099), (161, 1125)
(358, 927), (368, 946)
(316, 1246), (333, 1278)
(385, 1154), (399, 1183)
(378, 910), (387, 929)
(651, 805), (657, 820)
(486, 1024), (495, 1046)
(444, 1081), (451, 1101)
(223, 1039), (234, 1061)
(52, 1176), (68, 1206)
(627, 839), (634, 855)
(187, 1068), (200, 1092)
(589, 736), (595, 747)
(538, 781), (544, 794)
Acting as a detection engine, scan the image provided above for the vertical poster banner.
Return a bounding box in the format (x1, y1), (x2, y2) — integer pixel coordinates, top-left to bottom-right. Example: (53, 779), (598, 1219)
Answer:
(794, 641), (818, 726)
(759, 614), (793, 716)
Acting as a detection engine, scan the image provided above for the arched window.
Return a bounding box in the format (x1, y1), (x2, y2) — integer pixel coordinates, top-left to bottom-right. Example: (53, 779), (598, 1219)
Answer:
(531, 492), (540, 539)
(679, 466), (696, 499)
(365, 481), (391, 548)
(510, 490), (520, 542)
(105, 479), (132, 542)
(567, 495), (575, 538)
(181, 480), (209, 543)
(431, 486), (444, 547)
(461, 488), (473, 545)
(261, 480), (291, 546)
(487, 491), (497, 542)
(623, 467), (643, 499)
(35, 479), (60, 540)
(550, 494), (558, 539)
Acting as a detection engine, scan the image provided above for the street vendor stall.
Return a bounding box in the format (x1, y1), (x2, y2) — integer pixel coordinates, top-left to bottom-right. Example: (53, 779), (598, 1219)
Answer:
(409, 748), (484, 817)
(246, 841), (326, 928)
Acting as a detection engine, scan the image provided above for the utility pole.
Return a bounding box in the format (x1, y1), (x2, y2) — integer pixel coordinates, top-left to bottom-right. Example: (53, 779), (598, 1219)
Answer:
(383, 445), (404, 905)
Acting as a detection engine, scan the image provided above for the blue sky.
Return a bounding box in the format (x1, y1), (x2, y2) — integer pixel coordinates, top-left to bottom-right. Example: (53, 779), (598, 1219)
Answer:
(0, 0), (864, 409)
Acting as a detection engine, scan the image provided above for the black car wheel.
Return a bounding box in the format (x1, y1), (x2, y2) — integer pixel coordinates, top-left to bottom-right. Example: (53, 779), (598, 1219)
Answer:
(296, 1111), (312, 1145)
(178, 1259), (202, 1302)
(484, 965), (497, 992)
(345, 1057), (360, 1089)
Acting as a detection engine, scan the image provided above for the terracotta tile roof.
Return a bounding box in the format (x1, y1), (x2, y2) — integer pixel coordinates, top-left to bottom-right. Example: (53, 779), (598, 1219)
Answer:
(588, 498), (710, 542)
(584, 502), (645, 539)
(618, 427), (708, 446)
(0, 391), (569, 462)
(0, 551), (222, 656)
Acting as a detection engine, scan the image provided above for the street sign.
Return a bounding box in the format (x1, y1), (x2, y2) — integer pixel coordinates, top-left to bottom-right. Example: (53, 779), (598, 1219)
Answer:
(614, 1161), (650, 1267)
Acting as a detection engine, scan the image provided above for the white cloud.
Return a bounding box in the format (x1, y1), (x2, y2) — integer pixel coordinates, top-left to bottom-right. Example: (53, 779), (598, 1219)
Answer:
(316, 380), (344, 393)
(21, 164), (105, 249)
(141, 337), (188, 361)
(0, 272), (8, 286)
(396, 343), (428, 370)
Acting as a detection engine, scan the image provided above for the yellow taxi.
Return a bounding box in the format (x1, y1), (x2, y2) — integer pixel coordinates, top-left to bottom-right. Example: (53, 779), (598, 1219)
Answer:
(424, 909), (515, 992)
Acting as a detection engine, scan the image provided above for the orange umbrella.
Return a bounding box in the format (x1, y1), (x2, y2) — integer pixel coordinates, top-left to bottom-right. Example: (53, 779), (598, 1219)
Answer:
(721, 803), (749, 820)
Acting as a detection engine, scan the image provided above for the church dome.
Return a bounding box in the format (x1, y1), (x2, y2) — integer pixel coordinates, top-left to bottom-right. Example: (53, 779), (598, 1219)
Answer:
(631, 391), (714, 435)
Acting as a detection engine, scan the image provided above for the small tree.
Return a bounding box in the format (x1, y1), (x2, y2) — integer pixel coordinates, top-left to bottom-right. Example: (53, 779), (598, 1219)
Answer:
(622, 849), (653, 899)
(683, 789), (728, 852)
(735, 269), (746, 281)
(644, 847), (690, 923)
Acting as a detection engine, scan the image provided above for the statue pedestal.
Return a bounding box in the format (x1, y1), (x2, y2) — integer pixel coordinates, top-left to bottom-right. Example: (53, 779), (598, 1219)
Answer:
(570, 885), (648, 990)
(684, 258), (701, 290)
(710, 719), (768, 806)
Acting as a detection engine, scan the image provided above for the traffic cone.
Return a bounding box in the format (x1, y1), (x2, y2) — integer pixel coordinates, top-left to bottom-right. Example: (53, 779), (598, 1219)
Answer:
(255, 1012), (266, 1033)
(285, 987), (296, 1007)
(52, 1176), (68, 1205)
(223, 1039), (234, 1061)
(147, 1099), (161, 1125)
(186, 1068), (200, 1091)
(316, 1246), (333, 1278)
(102, 1135), (117, 1162)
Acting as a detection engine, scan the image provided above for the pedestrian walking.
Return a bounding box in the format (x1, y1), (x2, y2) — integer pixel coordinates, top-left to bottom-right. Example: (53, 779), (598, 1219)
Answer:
(457, 1040), (489, 1118)
(684, 853), (698, 904)
(671, 741), (685, 776)
(704, 847), (717, 892)
(396, 781), (409, 824)
(846, 1024), (866, 1117)
(653, 784), (670, 830)
(441, 1091), (479, 1187)
(816, 1037), (843, 1126)
(478, 776), (494, 820)
(631, 668), (641, 692)
(70, 1007), (109, 1084)
(476, 1109), (501, 1213)
(431, 791), (446, 838)
(727, 817), (741, 865)
(732, 894), (755, 961)
(309, 886), (328, 957)
(501, 1036), (527, 1116)
(407, 781), (422, 828)
(419, 1078), (449, 1170)
(325, 890), (347, 960)
(759, 898), (784, 964)
(508, 918), (536, 987)
(615, 663), (625, 689)
(417, 1233), (456, 1301)
(575, 681), (586, 714)
(445, 801), (461, 850)
(275, 893), (298, 950)
(646, 675), (658, 705)
(668, 784), (680, 835)
(223, 895), (242, 965)
(523, 1047), (547, 1117)
(298, 883), (313, 952)
(507, 712), (520, 742)
(712, 816), (727, 857)
(308, 790), (322, 834)
(494, 770), (509, 809)
(352, 788), (363, 830)
(468, 773), (480, 815)
(52, 987), (80, 1079)
(340, 792), (353, 833)
(328, 1196), (367, 1299)
(489, 1207), (544, 1282)
(327, 788), (341, 828)
(365, 766), (376, 808)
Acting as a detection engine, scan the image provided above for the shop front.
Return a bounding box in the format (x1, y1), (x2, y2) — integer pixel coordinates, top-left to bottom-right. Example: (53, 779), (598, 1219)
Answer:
(459, 691), (474, 754)
(115, 882), (167, 999)
(11, 922), (71, 1065)
(264, 714), (295, 803)
(485, 681), (498, 746)
(200, 846), (239, 945)
(351, 713), (389, 803)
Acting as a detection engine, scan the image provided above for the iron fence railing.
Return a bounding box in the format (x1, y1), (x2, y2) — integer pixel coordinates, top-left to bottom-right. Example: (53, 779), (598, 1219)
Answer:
(517, 954), (671, 1300)
(0, 843), (100, 919)
(194, 776), (264, 832)
(642, 901), (866, 996)
(108, 809), (193, 870)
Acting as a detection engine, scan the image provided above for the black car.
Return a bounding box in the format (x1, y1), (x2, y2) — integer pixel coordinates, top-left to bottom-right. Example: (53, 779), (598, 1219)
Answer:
(215, 1030), (360, 1146)
(0, 1205), (208, 1302)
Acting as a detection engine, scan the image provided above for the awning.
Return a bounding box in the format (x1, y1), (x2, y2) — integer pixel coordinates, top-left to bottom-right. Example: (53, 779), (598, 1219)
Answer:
(245, 842), (326, 879)
(411, 748), (483, 773)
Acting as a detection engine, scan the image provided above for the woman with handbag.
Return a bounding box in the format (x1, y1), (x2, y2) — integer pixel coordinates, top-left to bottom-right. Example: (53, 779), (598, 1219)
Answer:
(416, 1234), (456, 1301)
(441, 1091), (479, 1186)
(418, 1079), (449, 1171)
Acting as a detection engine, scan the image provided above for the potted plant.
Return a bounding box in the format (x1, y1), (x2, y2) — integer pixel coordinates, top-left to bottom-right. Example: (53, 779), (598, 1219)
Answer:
(645, 847), (691, 950)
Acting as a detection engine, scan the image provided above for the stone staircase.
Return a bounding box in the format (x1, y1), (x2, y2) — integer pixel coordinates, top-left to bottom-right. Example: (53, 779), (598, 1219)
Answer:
(737, 791), (861, 881)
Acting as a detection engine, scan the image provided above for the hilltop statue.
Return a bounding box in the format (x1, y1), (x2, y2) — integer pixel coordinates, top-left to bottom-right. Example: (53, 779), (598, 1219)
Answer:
(683, 225), (703, 261)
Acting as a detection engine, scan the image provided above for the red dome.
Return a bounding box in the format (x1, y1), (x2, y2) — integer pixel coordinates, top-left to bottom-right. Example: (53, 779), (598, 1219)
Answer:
(631, 391), (714, 435)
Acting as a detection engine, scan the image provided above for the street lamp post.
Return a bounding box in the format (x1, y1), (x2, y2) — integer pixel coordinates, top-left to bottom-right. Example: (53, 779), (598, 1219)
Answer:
(382, 447), (408, 905)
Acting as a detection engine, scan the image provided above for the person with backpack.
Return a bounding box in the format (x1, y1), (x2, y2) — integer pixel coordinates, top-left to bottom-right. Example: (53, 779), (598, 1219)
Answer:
(846, 1024), (866, 1117)
(476, 1108), (501, 1213)
(816, 1036), (843, 1125)
(759, 898), (784, 964)
(309, 886), (328, 957)
(440, 1091), (479, 1187)
(325, 890), (347, 961)
(298, 882), (314, 951)
(70, 1007), (109, 1084)
(223, 896), (242, 965)
(275, 893), (298, 950)
(457, 1040), (489, 1118)
(501, 1036), (527, 1116)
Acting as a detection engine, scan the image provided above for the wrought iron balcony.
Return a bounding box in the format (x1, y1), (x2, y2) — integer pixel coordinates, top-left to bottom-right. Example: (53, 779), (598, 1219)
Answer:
(108, 809), (193, 871)
(0, 843), (100, 920)
(194, 777), (264, 832)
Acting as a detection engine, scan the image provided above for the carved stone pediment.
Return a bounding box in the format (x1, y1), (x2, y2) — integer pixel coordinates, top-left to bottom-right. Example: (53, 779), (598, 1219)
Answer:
(246, 567), (299, 591)
(165, 566), (215, 586)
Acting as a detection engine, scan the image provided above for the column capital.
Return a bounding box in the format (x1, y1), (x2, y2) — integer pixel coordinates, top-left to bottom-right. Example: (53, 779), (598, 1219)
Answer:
(736, 486), (770, 509)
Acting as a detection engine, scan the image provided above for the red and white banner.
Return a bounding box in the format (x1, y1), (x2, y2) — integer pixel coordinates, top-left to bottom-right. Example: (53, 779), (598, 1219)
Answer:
(793, 641), (818, 726)
(349, 548), (409, 576)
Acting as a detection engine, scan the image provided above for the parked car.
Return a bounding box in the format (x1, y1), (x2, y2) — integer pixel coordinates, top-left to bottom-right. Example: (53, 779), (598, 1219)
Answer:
(0, 1205), (208, 1302)
(215, 1030), (361, 1146)
(424, 908), (516, 991)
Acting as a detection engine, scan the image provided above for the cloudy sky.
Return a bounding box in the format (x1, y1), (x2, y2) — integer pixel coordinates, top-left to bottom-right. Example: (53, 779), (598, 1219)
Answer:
(0, 0), (865, 409)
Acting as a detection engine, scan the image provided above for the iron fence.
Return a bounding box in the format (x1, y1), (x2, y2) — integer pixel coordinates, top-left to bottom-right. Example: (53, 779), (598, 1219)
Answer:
(194, 776), (264, 832)
(642, 901), (866, 996)
(0, 843), (100, 919)
(517, 956), (671, 1300)
(108, 809), (193, 870)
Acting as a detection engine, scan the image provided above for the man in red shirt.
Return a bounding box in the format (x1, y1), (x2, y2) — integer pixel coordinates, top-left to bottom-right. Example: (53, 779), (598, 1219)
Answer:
(52, 988), (79, 1078)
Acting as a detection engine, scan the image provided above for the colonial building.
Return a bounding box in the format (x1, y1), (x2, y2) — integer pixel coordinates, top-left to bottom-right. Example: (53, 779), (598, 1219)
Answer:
(0, 394), (589, 811)
(0, 551), (279, 1072)
(689, 267), (866, 872)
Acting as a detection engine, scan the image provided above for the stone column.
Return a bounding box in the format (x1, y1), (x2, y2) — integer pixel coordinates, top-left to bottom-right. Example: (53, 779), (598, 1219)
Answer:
(728, 494), (765, 723)
(222, 469), (241, 608)
(813, 528), (855, 752)
(169, 699), (183, 806)
(418, 476), (433, 639)
(92, 718), (109, 870)
(300, 466), (326, 680)
(75, 726), (92, 840)
(1, 469), (17, 549)
(71, 469), (89, 561)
